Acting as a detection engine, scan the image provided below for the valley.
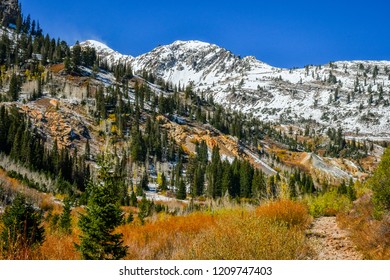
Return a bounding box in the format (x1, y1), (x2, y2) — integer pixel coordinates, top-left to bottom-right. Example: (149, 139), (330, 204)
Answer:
(0, 0), (389, 261)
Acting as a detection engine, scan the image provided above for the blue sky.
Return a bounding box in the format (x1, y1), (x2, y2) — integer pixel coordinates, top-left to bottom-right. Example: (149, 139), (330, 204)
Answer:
(20, 0), (390, 68)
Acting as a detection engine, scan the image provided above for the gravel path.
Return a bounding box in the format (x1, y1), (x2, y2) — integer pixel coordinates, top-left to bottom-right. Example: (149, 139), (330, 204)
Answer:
(307, 216), (363, 260)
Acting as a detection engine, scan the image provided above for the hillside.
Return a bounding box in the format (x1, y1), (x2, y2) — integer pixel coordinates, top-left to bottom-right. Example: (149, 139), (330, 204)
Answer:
(0, 1), (389, 261)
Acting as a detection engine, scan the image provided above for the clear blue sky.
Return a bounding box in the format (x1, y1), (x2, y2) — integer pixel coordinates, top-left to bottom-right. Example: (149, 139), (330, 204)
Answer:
(20, 0), (390, 68)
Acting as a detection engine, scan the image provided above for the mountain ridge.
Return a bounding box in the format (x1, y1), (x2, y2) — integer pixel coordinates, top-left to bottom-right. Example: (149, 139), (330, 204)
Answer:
(80, 39), (390, 137)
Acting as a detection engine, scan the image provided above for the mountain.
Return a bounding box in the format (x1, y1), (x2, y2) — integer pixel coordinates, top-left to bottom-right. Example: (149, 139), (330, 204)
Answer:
(0, 0), (18, 27)
(81, 39), (390, 138)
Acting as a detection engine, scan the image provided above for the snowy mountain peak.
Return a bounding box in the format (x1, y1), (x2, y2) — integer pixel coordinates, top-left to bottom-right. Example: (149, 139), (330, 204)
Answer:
(81, 40), (114, 52)
(172, 39), (212, 46)
(169, 40), (218, 50)
(82, 39), (390, 136)
(146, 39), (227, 57)
(80, 40), (133, 67)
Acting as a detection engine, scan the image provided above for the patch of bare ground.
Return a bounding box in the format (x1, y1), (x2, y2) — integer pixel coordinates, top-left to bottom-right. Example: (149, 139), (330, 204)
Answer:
(307, 216), (363, 260)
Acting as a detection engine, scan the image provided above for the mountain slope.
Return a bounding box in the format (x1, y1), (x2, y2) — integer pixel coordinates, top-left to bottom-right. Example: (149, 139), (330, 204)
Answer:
(81, 39), (390, 137)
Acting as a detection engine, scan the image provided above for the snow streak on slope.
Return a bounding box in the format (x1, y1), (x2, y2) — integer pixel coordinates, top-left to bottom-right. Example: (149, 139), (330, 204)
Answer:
(80, 39), (390, 137)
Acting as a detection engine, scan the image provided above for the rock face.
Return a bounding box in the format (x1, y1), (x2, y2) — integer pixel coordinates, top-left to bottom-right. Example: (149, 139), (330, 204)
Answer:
(0, 0), (19, 26)
(20, 98), (91, 149)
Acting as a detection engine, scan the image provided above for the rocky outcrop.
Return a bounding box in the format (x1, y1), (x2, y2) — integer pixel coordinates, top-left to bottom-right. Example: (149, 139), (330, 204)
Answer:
(20, 98), (91, 148)
(0, 0), (19, 27)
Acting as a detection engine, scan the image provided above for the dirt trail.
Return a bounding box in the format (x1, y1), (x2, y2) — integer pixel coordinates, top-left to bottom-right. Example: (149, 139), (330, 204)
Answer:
(307, 216), (363, 260)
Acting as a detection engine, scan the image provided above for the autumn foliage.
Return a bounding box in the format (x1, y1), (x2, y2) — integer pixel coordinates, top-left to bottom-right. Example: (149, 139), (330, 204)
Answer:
(1, 199), (314, 260)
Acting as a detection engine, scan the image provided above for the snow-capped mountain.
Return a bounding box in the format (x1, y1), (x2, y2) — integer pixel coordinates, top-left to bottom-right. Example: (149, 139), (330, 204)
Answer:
(81, 39), (390, 137)
(81, 40), (133, 67)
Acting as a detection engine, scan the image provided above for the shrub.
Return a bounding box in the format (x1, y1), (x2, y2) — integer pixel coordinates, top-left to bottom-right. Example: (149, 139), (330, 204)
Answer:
(0, 194), (45, 259)
(255, 200), (311, 229)
(120, 204), (313, 260)
(366, 147), (390, 217)
(338, 195), (390, 259)
(184, 209), (311, 260)
(304, 191), (352, 218)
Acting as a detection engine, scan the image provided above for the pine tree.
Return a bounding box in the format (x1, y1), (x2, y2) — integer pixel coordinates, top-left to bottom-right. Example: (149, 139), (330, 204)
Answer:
(268, 176), (277, 198)
(252, 169), (266, 199)
(288, 174), (297, 198)
(140, 171), (149, 191)
(64, 55), (71, 74)
(138, 194), (150, 225)
(239, 161), (254, 198)
(206, 145), (222, 198)
(1, 194), (44, 258)
(59, 198), (72, 234)
(176, 179), (186, 200)
(75, 160), (127, 260)
(221, 163), (233, 196)
(130, 127), (145, 162)
(8, 73), (20, 101)
(126, 212), (134, 224)
(159, 172), (167, 191)
(71, 41), (82, 72)
(129, 191), (137, 207)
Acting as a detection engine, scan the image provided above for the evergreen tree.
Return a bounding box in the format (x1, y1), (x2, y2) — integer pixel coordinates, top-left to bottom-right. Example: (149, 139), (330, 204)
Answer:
(288, 174), (297, 198)
(206, 145), (222, 198)
(159, 172), (167, 191)
(1, 194), (44, 257)
(239, 161), (254, 198)
(176, 179), (186, 200)
(251, 169), (266, 199)
(75, 160), (127, 260)
(221, 162), (233, 196)
(126, 211), (134, 224)
(268, 175), (277, 198)
(8, 73), (20, 101)
(64, 55), (71, 74)
(130, 127), (145, 162)
(59, 198), (72, 234)
(140, 171), (149, 191)
(71, 41), (82, 72)
(138, 194), (150, 225)
(129, 191), (138, 207)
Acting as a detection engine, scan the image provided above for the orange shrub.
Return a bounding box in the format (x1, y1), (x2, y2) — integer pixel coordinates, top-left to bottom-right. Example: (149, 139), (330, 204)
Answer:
(1, 196), (314, 260)
(120, 212), (216, 259)
(338, 195), (390, 259)
(38, 231), (80, 260)
(255, 200), (312, 229)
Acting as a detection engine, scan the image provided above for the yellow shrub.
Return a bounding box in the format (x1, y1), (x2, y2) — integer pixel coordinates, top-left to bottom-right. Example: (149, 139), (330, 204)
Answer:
(184, 209), (311, 260)
(304, 191), (352, 218)
(256, 199), (312, 229)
